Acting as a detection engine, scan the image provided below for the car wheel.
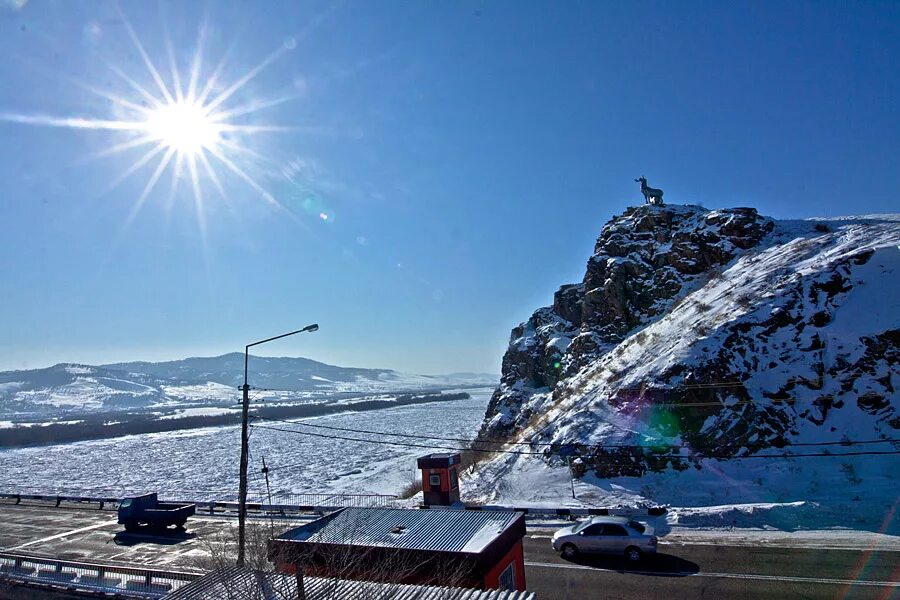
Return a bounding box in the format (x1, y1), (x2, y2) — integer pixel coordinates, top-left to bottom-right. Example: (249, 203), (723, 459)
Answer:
(561, 543), (579, 559)
(625, 546), (642, 562)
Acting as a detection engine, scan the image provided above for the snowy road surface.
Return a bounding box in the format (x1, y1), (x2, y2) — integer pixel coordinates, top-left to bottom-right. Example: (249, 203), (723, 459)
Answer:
(0, 501), (897, 600)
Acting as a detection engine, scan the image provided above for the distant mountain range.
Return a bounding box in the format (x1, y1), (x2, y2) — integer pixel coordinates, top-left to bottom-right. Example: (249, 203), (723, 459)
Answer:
(0, 354), (497, 417)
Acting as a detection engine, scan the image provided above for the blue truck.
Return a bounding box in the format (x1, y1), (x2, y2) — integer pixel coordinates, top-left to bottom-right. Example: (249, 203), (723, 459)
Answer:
(118, 493), (195, 532)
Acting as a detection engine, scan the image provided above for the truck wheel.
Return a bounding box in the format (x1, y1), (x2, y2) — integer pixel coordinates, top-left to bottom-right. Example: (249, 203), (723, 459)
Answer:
(124, 522), (140, 532)
(175, 520), (187, 530)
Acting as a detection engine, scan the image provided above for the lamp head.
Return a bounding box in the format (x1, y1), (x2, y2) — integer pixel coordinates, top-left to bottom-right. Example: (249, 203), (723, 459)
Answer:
(303, 324), (319, 332)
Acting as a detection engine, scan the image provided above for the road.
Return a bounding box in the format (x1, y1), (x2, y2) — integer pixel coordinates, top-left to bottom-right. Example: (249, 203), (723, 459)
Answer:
(1, 500), (897, 599)
(522, 534), (898, 600)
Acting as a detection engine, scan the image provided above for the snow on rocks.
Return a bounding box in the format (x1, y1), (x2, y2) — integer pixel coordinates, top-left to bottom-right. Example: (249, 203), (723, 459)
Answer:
(469, 205), (899, 526)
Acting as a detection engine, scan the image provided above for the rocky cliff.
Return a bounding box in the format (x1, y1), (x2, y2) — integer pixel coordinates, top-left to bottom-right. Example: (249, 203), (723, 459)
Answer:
(478, 204), (900, 482)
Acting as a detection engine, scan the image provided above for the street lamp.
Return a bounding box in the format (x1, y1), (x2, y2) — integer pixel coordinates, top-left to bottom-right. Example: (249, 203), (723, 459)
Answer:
(237, 323), (318, 568)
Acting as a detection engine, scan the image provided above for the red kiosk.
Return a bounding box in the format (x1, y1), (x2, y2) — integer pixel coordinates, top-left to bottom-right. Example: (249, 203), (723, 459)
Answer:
(417, 452), (461, 506)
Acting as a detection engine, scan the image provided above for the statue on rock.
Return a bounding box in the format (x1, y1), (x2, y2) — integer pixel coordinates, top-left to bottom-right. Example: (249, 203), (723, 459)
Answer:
(635, 176), (664, 205)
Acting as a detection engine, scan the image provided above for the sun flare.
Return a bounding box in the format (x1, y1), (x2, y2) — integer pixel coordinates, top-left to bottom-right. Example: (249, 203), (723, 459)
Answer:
(0, 11), (300, 234)
(143, 101), (222, 156)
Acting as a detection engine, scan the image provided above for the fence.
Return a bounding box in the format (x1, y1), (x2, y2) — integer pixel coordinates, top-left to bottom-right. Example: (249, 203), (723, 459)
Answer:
(0, 488), (401, 511)
(0, 488), (664, 518)
(0, 551), (201, 598)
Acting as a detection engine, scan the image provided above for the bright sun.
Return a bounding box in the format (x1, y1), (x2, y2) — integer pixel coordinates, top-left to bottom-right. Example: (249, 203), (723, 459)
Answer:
(143, 101), (222, 156)
(0, 11), (299, 225)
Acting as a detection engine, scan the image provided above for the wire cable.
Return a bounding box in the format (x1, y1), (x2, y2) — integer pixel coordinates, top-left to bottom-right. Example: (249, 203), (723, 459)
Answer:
(249, 415), (899, 450)
(249, 423), (900, 475)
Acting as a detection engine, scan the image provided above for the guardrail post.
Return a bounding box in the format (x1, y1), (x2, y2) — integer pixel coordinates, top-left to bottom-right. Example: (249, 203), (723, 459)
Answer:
(144, 572), (152, 587)
(295, 568), (306, 600)
(15, 494), (21, 505)
(56, 496), (62, 507)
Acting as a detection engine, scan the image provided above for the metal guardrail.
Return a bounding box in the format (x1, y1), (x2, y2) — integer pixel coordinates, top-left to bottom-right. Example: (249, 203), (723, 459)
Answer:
(421, 504), (668, 517)
(0, 489), (663, 518)
(0, 488), (400, 509)
(244, 491), (401, 508)
(0, 551), (201, 598)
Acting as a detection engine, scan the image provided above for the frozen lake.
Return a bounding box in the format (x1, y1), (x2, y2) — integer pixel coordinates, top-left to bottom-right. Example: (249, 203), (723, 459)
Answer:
(0, 389), (492, 499)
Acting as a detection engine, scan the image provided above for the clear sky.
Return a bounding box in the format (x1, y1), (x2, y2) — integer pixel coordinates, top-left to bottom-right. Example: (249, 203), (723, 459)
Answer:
(0, 1), (897, 374)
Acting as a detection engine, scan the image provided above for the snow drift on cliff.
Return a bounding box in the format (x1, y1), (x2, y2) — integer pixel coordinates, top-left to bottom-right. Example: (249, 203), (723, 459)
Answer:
(468, 205), (899, 528)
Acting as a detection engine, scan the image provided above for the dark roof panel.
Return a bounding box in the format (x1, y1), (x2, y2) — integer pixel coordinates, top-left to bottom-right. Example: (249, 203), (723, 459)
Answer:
(417, 453), (461, 468)
(163, 568), (536, 600)
(276, 507), (522, 553)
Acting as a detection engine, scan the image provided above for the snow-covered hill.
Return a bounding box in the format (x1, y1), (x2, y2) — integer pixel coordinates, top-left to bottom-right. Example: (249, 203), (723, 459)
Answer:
(468, 204), (899, 524)
(0, 354), (496, 417)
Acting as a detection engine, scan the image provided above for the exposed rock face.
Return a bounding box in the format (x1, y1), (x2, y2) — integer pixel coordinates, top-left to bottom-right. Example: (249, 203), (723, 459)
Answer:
(479, 204), (899, 479)
(482, 205), (774, 439)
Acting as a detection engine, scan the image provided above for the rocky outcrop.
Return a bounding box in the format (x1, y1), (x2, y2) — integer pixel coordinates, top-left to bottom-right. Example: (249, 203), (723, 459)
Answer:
(478, 204), (899, 479)
(481, 205), (775, 440)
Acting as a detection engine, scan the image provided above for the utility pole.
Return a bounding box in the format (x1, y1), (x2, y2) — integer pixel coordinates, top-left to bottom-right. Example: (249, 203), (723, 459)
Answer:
(262, 456), (275, 536)
(262, 456), (272, 506)
(567, 456), (576, 499)
(237, 324), (318, 568)
(237, 363), (251, 568)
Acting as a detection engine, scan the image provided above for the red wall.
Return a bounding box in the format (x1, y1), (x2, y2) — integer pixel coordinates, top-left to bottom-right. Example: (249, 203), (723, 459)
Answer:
(483, 539), (526, 591)
(421, 466), (460, 492)
(420, 468), (435, 492)
(275, 541), (526, 592)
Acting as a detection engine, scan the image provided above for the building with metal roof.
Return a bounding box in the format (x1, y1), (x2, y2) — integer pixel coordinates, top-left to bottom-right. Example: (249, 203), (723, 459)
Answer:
(163, 567), (536, 600)
(269, 507), (527, 592)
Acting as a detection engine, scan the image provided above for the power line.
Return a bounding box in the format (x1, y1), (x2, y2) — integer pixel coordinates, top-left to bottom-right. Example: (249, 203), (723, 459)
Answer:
(250, 423), (544, 456)
(249, 415), (899, 450)
(609, 397), (840, 407)
(248, 423), (900, 475)
(250, 415), (651, 449)
(618, 381), (747, 391)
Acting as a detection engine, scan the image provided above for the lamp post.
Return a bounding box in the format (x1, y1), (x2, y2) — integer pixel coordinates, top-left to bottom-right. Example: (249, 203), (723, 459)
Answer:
(237, 323), (318, 568)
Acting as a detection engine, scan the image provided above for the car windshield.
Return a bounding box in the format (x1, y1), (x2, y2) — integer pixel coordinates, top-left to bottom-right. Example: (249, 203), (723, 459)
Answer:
(573, 520), (594, 533)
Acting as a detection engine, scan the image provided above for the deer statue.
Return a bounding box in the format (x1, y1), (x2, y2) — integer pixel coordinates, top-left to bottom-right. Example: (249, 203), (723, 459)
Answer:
(635, 176), (664, 205)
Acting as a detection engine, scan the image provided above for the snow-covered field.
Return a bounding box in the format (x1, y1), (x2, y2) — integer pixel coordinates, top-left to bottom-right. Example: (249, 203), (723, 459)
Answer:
(464, 450), (899, 534)
(157, 407), (241, 420)
(0, 390), (492, 498)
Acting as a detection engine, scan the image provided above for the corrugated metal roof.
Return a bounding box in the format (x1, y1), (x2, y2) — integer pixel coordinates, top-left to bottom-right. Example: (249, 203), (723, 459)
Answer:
(163, 568), (536, 600)
(277, 508), (522, 553)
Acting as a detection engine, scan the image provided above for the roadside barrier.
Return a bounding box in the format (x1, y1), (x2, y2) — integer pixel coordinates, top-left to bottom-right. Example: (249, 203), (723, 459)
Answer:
(0, 551), (201, 598)
(0, 490), (400, 513)
(1, 490), (665, 521)
(420, 504), (668, 517)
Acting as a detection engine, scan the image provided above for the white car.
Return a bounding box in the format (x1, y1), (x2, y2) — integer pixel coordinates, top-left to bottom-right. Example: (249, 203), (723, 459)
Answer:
(551, 516), (658, 562)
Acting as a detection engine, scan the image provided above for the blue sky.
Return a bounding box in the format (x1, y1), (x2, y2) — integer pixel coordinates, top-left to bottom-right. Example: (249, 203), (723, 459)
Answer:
(0, 1), (897, 374)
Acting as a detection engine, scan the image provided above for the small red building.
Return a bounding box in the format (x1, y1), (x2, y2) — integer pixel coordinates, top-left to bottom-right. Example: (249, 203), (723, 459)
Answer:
(269, 507), (527, 592)
(417, 452), (461, 506)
